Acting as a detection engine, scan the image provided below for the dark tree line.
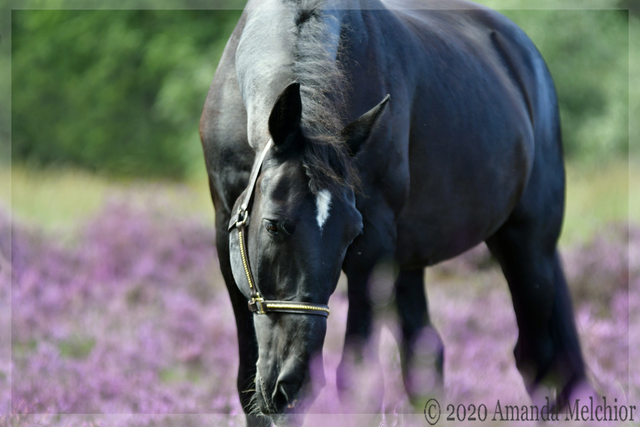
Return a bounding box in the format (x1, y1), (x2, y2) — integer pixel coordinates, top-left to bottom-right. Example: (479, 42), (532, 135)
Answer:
(8, 6), (631, 178)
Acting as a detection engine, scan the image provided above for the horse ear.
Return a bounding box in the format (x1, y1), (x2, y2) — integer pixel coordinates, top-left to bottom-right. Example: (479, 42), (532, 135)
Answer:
(268, 82), (302, 149)
(342, 94), (390, 156)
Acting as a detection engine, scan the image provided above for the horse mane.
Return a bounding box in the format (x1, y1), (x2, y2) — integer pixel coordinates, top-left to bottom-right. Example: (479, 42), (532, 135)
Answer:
(288, 0), (360, 194)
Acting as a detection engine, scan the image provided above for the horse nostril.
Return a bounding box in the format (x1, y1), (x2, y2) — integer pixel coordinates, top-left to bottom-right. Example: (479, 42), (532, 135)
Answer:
(273, 370), (300, 412)
(273, 383), (291, 410)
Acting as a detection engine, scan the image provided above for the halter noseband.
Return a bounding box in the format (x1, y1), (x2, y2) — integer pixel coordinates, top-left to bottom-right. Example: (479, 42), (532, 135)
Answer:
(227, 140), (331, 318)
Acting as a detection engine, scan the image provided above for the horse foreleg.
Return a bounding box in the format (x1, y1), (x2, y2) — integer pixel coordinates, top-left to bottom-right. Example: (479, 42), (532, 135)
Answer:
(336, 263), (385, 411)
(394, 268), (444, 406)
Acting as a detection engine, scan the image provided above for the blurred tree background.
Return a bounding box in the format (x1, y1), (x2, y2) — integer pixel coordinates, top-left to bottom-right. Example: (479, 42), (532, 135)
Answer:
(6, 1), (635, 179)
(10, 8), (241, 178)
(496, 5), (630, 160)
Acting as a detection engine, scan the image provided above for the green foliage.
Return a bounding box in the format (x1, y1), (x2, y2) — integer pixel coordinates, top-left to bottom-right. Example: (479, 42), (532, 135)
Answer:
(11, 9), (241, 178)
(9, 4), (631, 177)
(497, 8), (629, 159)
(0, 5), (10, 166)
(58, 336), (96, 360)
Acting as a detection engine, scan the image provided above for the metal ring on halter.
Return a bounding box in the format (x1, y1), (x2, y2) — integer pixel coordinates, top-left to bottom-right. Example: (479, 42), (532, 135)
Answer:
(235, 210), (249, 228)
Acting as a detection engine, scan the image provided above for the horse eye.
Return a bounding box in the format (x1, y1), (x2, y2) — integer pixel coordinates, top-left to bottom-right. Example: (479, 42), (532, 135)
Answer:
(281, 221), (294, 235)
(263, 219), (279, 234)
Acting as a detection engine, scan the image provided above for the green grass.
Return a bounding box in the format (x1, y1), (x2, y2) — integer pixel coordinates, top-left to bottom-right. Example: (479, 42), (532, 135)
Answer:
(0, 164), (213, 231)
(561, 158), (639, 246)
(1, 159), (637, 247)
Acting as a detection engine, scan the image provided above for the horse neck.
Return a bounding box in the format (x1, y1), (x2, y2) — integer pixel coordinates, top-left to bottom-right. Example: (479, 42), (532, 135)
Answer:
(237, 0), (370, 151)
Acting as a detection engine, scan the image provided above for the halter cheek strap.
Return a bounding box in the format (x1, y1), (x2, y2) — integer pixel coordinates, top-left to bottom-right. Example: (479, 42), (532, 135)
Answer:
(228, 140), (330, 318)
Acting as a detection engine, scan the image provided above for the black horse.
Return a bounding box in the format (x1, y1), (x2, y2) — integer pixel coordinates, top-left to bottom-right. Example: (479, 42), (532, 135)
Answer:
(200, 0), (593, 424)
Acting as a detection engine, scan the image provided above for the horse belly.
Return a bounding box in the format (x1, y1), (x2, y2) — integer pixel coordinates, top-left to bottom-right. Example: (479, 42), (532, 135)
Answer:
(395, 128), (531, 268)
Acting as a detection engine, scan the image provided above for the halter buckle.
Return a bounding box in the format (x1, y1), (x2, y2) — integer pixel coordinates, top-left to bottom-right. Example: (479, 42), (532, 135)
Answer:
(248, 296), (266, 314)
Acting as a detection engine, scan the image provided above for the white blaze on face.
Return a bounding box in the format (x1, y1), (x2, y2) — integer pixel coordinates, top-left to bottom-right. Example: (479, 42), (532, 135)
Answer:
(315, 189), (332, 230)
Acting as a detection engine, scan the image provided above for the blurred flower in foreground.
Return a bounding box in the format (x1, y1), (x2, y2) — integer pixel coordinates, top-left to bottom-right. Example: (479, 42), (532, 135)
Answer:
(2, 201), (636, 424)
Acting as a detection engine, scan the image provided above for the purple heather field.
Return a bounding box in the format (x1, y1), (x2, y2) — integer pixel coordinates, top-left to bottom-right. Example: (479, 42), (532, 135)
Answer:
(0, 193), (638, 426)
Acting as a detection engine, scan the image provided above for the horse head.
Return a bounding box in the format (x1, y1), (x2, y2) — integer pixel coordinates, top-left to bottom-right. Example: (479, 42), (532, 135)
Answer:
(228, 82), (388, 422)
